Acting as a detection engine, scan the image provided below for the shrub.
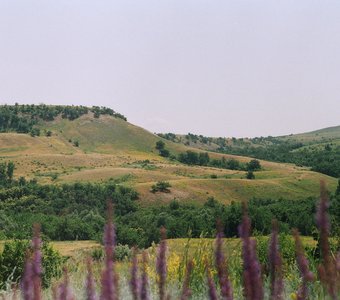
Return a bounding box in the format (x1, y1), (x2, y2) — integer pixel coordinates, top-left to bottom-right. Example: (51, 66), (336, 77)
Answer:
(151, 181), (172, 193)
(0, 240), (63, 288)
(115, 244), (132, 261)
(91, 247), (104, 261)
(159, 149), (170, 157)
(155, 140), (165, 150)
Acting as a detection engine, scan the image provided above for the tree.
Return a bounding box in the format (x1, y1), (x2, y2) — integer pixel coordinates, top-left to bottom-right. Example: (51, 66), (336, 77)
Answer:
(246, 171), (255, 179)
(199, 152), (210, 166)
(336, 179), (340, 196)
(6, 162), (14, 182)
(247, 159), (261, 171)
(160, 149), (170, 157)
(156, 140), (165, 150)
(0, 163), (7, 183)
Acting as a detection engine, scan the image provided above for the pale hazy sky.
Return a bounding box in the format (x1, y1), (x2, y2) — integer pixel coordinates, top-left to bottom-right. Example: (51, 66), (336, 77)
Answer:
(1, 1), (340, 137)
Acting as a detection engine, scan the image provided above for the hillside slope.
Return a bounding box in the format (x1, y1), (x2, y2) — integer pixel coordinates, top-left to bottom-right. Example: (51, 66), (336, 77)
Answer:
(159, 124), (340, 178)
(0, 108), (336, 204)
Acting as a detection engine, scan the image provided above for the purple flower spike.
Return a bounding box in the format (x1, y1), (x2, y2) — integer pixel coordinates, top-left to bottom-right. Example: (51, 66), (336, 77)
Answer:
(293, 229), (314, 300)
(180, 260), (193, 300)
(206, 265), (218, 300)
(22, 259), (34, 300)
(316, 181), (337, 299)
(86, 257), (97, 300)
(239, 202), (264, 300)
(156, 227), (167, 300)
(100, 203), (118, 300)
(129, 248), (140, 300)
(268, 220), (284, 300)
(56, 270), (75, 300)
(32, 224), (42, 300)
(336, 252), (340, 272)
(140, 251), (150, 300)
(21, 224), (42, 300)
(215, 221), (233, 300)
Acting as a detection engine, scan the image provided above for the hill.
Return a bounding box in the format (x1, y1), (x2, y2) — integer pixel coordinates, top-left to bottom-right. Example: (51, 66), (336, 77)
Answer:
(158, 125), (340, 178)
(0, 104), (336, 205)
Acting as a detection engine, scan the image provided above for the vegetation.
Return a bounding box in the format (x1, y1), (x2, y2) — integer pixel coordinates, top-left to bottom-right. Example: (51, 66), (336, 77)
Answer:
(0, 238), (63, 288)
(2, 183), (340, 299)
(155, 140), (261, 172)
(151, 181), (172, 193)
(1, 162), (340, 249)
(158, 131), (340, 178)
(0, 104), (126, 134)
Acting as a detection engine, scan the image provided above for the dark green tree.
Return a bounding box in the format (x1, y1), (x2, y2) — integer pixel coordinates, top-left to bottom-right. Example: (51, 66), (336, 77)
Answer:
(156, 140), (165, 150)
(6, 162), (14, 182)
(336, 179), (340, 196)
(247, 159), (261, 171)
(246, 170), (255, 179)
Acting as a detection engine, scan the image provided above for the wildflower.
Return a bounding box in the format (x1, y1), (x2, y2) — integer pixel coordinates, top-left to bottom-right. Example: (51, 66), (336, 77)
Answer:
(180, 260), (193, 300)
(206, 264), (218, 300)
(156, 227), (167, 300)
(239, 202), (263, 300)
(21, 224), (42, 300)
(292, 229), (314, 300)
(100, 203), (118, 300)
(316, 181), (337, 299)
(55, 269), (74, 300)
(129, 248), (139, 300)
(140, 251), (150, 300)
(268, 220), (284, 300)
(215, 221), (233, 300)
(86, 257), (97, 300)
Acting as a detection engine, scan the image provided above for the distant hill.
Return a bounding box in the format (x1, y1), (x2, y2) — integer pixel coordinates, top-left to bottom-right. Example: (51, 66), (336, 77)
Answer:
(0, 104), (336, 204)
(158, 124), (340, 178)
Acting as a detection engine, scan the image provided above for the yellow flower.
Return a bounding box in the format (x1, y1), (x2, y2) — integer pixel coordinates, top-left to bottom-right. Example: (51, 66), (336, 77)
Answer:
(290, 292), (298, 300)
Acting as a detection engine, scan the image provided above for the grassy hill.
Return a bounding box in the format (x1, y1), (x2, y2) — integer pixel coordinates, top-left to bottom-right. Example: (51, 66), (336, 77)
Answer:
(0, 105), (336, 205)
(158, 125), (340, 179)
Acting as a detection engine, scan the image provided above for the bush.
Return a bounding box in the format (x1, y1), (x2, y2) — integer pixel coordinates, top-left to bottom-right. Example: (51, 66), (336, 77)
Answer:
(115, 244), (132, 261)
(151, 181), (172, 193)
(159, 149), (170, 157)
(155, 140), (165, 150)
(0, 240), (63, 288)
(91, 247), (104, 261)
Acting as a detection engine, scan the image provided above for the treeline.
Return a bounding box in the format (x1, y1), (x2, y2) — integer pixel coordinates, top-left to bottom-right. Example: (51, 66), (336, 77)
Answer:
(178, 150), (260, 172)
(0, 104), (127, 134)
(156, 141), (261, 172)
(118, 190), (340, 248)
(2, 163), (340, 248)
(158, 132), (340, 178)
(220, 142), (340, 178)
(0, 171), (138, 241)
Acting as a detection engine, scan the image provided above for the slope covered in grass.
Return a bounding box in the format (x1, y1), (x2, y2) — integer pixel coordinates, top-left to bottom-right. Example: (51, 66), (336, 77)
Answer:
(0, 110), (336, 205)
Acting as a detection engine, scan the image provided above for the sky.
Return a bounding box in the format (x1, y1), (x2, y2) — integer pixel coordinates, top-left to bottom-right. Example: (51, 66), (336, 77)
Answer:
(0, 1), (340, 138)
